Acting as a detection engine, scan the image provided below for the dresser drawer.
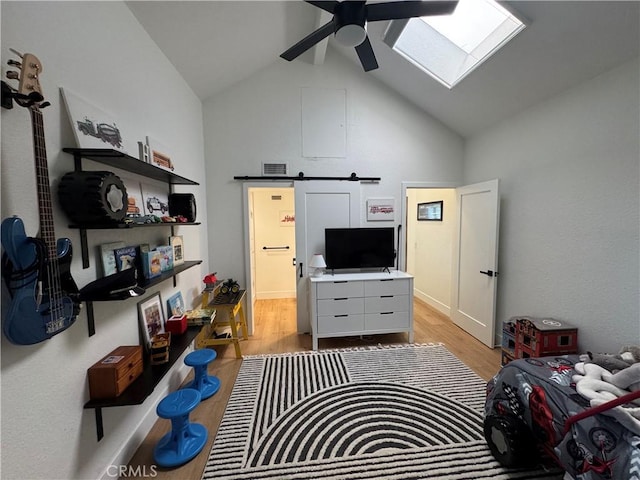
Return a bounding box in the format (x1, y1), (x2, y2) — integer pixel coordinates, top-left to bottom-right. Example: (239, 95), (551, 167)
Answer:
(365, 311), (410, 330)
(318, 297), (364, 316)
(364, 295), (409, 313)
(88, 345), (143, 400)
(364, 278), (410, 296)
(316, 280), (364, 299)
(317, 314), (364, 334)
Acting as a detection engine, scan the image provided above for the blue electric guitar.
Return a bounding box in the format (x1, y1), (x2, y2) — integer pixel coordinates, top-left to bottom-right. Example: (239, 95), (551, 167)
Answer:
(1, 50), (80, 344)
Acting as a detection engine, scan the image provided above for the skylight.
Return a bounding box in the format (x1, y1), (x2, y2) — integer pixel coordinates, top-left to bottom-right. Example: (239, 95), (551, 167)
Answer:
(383, 0), (526, 88)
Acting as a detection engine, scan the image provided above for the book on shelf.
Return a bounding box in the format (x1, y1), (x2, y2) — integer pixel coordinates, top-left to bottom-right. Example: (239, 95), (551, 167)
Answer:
(185, 308), (216, 326)
(99, 241), (125, 277)
(156, 245), (174, 272)
(114, 245), (139, 272)
(141, 250), (163, 279)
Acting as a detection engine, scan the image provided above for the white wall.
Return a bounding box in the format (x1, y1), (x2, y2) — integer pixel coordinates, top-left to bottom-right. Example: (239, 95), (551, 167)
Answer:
(464, 57), (640, 352)
(406, 188), (456, 316)
(202, 50), (465, 286)
(1, 2), (207, 479)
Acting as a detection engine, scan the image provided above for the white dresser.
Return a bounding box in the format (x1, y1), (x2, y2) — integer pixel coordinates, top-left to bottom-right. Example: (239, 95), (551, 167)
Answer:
(308, 271), (414, 350)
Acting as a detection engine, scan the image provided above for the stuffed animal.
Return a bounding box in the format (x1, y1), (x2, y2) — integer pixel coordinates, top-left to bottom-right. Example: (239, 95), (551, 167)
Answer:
(580, 345), (640, 373)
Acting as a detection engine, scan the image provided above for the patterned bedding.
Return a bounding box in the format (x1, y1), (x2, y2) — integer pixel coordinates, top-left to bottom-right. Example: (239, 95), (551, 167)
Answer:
(484, 355), (640, 479)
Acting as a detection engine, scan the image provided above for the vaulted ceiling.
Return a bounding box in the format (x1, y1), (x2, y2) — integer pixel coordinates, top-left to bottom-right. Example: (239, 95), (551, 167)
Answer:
(127, 1), (639, 137)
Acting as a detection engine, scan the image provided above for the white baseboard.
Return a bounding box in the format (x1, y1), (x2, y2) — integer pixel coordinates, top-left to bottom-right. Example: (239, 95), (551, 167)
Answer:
(413, 289), (450, 317)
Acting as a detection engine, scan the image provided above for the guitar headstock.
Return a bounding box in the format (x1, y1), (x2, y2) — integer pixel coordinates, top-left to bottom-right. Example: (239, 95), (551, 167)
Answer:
(3, 49), (48, 109)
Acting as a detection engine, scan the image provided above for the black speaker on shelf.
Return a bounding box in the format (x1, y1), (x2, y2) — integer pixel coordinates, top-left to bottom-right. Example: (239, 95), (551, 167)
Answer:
(169, 193), (196, 222)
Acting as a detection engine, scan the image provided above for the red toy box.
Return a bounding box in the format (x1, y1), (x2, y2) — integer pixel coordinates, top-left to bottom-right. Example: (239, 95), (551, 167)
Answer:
(166, 314), (187, 335)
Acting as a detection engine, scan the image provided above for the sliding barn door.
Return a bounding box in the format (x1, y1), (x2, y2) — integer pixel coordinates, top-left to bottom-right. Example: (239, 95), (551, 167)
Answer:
(294, 181), (360, 333)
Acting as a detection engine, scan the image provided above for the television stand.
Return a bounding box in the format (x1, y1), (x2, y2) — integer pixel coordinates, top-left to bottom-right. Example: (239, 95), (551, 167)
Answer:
(308, 271), (414, 350)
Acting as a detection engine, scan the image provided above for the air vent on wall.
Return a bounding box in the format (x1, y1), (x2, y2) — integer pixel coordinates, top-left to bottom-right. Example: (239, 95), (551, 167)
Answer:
(262, 162), (288, 176)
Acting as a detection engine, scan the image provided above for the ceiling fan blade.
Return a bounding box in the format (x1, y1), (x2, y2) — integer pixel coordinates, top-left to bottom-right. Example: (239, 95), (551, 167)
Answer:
(305, 0), (338, 14)
(280, 20), (336, 61)
(366, 1), (458, 22)
(355, 36), (379, 72)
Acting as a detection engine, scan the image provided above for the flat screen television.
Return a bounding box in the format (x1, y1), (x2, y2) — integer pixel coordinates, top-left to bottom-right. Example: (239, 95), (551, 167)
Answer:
(324, 227), (395, 270)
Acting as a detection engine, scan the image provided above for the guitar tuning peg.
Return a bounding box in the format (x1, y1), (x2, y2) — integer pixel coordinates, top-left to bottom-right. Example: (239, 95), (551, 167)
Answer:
(7, 59), (21, 67)
(9, 48), (23, 58)
(6, 71), (19, 80)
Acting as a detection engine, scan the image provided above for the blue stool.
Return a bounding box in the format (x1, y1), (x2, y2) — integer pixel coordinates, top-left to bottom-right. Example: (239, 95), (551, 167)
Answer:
(183, 349), (221, 400)
(153, 388), (207, 468)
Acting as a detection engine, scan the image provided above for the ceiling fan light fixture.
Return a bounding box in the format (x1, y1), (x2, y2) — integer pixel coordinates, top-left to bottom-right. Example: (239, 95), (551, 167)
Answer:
(335, 24), (367, 47)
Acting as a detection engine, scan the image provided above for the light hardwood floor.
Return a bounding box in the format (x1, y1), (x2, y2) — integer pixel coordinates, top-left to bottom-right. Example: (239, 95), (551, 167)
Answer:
(124, 297), (501, 479)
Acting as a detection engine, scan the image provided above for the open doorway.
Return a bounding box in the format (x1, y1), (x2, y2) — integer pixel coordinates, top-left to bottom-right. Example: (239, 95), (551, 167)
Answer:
(404, 187), (457, 318)
(244, 183), (296, 336)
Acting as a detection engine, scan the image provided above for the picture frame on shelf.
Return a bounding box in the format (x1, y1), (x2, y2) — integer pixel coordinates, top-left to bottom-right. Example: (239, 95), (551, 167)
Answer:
(60, 87), (131, 154)
(417, 201), (443, 221)
(140, 183), (169, 216)
(138, 293), (165, 350)
(120, 176), (144, 219)
(170, 235), (184, 266)
(166, 291), (185, 317)
(146, 136), (174, 172)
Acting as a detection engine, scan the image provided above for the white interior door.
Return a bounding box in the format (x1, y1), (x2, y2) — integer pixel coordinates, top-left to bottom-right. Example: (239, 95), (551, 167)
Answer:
(294, 181), (360, 333)
(450, 179), (500, 347)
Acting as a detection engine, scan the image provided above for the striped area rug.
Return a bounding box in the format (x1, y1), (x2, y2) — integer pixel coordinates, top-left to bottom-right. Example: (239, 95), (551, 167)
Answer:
(202, 344), (563, 480)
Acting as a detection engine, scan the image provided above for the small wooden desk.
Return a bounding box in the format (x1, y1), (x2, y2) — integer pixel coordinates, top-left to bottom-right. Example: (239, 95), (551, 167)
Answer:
(195, 289), (247, 358)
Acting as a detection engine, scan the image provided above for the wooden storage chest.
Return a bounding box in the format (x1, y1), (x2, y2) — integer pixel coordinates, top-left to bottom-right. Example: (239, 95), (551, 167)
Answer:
(88, 345), (143, 400)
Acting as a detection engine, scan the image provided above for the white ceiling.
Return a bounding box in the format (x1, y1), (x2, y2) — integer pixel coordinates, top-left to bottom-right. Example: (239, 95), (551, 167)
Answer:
(127, 1), (640, 137)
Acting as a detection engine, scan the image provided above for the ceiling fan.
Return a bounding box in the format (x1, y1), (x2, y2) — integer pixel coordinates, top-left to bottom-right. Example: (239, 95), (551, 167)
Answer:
(280, 1), (458, 72)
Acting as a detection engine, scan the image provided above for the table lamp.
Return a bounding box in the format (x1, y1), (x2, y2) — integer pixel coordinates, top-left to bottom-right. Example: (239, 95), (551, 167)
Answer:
(309, 254), (326, 277)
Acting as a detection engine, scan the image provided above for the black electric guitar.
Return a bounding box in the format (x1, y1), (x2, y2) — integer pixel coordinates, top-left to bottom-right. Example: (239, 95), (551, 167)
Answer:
(1, 50), (80, 344)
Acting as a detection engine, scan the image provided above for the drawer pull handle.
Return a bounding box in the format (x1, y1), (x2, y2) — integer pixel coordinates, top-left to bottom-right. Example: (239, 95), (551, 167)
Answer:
(128, 362), (134, 368)
(334, 298), (348, 301)
(380, 279), (393, 282)
(334, 314), (348, 318)
(129, 374), (135, 380)
(381, 312), (394, 315)
(333, 281), (348, 284)
(380, 295), (393, 298)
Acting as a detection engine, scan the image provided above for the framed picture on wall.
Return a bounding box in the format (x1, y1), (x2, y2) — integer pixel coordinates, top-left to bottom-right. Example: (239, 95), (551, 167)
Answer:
(367, 198), (395, 221)
(137, 293), (165, 350)
(418, 201), (443, 221)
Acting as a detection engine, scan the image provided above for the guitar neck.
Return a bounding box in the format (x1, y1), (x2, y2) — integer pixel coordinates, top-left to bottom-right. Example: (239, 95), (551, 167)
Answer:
(30, 107), (57, 260)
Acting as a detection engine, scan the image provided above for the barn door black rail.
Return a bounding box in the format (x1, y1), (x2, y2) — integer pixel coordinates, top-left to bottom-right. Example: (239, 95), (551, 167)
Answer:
(234, 172), (380, 182)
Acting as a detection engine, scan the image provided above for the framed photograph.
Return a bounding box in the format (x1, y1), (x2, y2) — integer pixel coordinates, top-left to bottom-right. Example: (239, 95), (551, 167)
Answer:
(146, 136), (174, 171)
(137, 293), (165, 349)
(60, 87), (130, 153)
(367, 198), (395, 221)
(170, 235), (184, 266)
(418, 201), (443, 221)
(166, 291), (185, 317)
(140, 182), (169, 216)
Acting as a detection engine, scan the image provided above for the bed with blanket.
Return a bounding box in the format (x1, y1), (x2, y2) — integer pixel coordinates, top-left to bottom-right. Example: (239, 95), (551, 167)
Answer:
(483, 355), (640, 479)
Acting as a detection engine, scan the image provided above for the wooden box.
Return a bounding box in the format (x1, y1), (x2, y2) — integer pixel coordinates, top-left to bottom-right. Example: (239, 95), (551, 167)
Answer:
(88, 345), (143, 400)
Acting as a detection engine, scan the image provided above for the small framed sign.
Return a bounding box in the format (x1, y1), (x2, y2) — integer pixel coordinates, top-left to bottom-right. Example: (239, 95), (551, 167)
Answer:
(417, 201), (443, 221)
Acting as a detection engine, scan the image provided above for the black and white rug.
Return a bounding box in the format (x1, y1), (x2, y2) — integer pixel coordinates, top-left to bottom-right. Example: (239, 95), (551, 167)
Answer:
(202, 344), (562, 480)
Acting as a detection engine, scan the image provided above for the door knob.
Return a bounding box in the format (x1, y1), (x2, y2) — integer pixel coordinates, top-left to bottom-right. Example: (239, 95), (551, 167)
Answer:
(480, 270), (497, 277)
